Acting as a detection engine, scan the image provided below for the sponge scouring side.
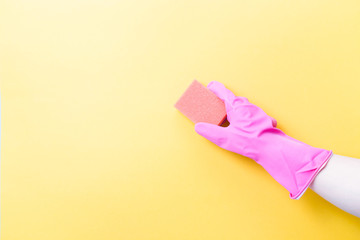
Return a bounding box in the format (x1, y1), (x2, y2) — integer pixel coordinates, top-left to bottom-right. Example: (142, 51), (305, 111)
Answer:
(174, 80), (227, 125)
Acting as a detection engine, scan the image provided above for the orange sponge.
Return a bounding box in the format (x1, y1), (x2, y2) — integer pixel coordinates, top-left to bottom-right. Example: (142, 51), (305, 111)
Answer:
(174, 80), (227, 125)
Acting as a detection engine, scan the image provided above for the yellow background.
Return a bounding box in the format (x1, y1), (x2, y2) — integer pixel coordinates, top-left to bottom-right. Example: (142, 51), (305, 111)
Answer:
(1, 0), (360, 239)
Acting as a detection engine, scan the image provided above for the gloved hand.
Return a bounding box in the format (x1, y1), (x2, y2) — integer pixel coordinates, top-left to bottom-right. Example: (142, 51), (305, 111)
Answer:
(195, 81), (333, 199)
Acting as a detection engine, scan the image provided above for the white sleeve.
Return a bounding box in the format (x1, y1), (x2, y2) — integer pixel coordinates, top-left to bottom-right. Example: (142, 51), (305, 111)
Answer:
(310, 154), (360, 218)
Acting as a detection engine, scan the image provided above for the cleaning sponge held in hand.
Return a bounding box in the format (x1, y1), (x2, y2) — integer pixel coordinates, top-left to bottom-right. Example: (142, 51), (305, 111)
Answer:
(174, 80), (227, 125)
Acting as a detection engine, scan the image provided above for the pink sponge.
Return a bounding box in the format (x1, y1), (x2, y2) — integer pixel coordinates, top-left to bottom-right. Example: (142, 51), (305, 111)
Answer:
(175, 80), (227, 125)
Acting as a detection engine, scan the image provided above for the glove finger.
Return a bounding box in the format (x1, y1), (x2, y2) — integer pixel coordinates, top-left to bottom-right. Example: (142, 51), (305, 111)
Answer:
(207, 81), (248, 113)
(270, 117), (277, 127)
(195, 122), (229, 148)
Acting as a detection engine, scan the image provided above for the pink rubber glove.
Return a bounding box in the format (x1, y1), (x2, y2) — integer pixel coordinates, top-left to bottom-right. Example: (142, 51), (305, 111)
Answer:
(195, 81), (333, 199)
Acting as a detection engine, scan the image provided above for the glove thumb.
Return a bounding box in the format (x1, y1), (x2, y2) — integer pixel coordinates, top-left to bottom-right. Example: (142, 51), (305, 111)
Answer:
(195, 122), (228, 147)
